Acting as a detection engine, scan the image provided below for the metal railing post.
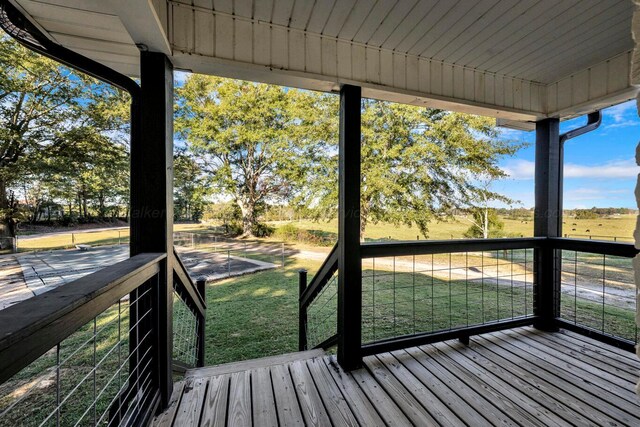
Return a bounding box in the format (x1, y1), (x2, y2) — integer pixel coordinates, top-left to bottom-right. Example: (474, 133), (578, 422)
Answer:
(298, 270), (308, 351)
(196, 277), (206, 367)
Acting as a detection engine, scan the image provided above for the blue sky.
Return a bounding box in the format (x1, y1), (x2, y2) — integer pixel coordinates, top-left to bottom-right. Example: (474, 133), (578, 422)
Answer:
(495, 100), (639, 209)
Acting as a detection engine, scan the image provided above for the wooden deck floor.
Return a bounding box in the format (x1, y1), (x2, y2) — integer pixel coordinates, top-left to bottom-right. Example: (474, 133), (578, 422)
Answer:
(153, 327), (640, 426)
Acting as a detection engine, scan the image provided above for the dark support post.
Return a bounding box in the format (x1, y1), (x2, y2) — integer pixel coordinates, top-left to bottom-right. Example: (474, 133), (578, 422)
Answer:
(298, 270), (308, 351)
(337, 84), (362, 370)
(533, 118), (561, 331)
(130, 51), (174, 408)
(196, 278), (206, 367)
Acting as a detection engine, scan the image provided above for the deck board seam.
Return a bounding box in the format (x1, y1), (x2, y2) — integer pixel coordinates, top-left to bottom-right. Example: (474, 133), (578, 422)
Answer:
(382, 351), (465, 426)
(469, 336), (624, 426)
(475, 334), (640, 425)
(491, 330), (640, 406)
(437, 341), (576, 426)
(511, 328), (640, 378)
(418, 346), (536, 425)
(423, 343), (556, 427)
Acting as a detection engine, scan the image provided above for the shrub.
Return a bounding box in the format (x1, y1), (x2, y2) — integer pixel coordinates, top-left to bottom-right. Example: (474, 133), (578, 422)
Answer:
(252, 222), (274, 238)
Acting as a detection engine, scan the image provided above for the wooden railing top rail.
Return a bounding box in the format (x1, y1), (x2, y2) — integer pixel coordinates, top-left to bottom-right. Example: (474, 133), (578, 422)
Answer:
(0, 252), (165, 384)
(361, 237), (546, 258)
(172, 247), (205, 316)
(299, 243), (338, 308)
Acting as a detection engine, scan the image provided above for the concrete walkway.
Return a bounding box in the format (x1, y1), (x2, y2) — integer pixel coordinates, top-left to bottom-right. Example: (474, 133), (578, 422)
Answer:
(0, 245), (278, 310)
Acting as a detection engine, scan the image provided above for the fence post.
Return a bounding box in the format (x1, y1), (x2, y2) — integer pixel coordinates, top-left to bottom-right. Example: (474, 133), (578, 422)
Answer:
(244, 242), (247, 258)
(71, 233), (75, 245)
(281, 243), (285, 267)
(196, 277), (206, 367)
(227, 250), (231, 277)
(298, 270), (308, 351)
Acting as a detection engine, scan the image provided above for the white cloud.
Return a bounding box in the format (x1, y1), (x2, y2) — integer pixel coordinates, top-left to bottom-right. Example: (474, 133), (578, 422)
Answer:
(606, 100), (637, 123)
(565, 188), (628, 202)
(502, 158), (639, 180)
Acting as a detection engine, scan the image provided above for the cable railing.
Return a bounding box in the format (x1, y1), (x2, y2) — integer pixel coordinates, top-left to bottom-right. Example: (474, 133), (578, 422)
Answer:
(359, 238), (543, 355)
(550, 238), (638, 350)
(299, 236), (638, 362)
(298, 243), (338, 350)
(0, 253), (165, 426)
(0, 247), (207, 426)
(172, 247), (206, 371)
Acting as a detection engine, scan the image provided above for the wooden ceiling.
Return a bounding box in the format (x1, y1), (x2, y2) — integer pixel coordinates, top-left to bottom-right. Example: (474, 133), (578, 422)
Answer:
(9, 0), (637, 122)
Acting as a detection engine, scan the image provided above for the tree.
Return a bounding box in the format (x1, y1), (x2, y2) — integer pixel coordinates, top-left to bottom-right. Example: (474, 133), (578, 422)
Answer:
(463, 208), (505, 239)
(302, 100), (520, 240)
(175, 75), (331, 236)
(0, 34), (130, 233)
(174, 152), (210, 221)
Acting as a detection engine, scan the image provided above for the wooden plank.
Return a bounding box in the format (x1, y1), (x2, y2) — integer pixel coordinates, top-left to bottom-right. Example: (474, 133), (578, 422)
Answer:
(324, 356), (389, 426)
(151, 381), (185, 427)
(496, 330), (637, 393)
(352, 0), (396, 44)
(377, 352), (468, 427)
(305, 357), (359, 426)
(186, 349), (324, 377)
(227, 371), (252, 427)
(322, 0), (356, 37)
(400, 347), (517, 426)
(512, 328), (639, 379)
(289, 360), (332, 426)
(337, 0), (377, 41)
(436, 341), (577, 427)
(289, 0), (316, 29)
(271, 0), (295, 26)
(199, 375), (229, 427)
(419, 345), (554, 426)
(470, 336), (623, 426)
(365, 0), (417, 47)
(555, 329), (640, 369)
(173, 377), (207, 426)
(392, 348), (489, 426)
(363, 355), (439, 426)
(480, 334), (640, 425)
(271, 363), (305, 425)
(251, 367), (278, 427)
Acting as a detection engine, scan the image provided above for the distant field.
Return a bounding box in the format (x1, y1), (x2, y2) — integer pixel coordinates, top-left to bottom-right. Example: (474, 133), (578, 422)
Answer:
(272, 214), (636, 243)
(15, 223), (208, 252)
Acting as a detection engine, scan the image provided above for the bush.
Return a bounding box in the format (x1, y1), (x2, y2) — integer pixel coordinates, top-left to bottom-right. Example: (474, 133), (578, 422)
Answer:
(252, 222), (274, 238)
(223, 221), (243, 236)
(273, 223), (300, 240)
(273, 223), (333, 246)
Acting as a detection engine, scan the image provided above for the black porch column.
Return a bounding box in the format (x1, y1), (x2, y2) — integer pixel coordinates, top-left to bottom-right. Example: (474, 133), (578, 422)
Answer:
(130, 51), (174, 407)
(337, 84), (362, 370)
(533, 118), (561, 331)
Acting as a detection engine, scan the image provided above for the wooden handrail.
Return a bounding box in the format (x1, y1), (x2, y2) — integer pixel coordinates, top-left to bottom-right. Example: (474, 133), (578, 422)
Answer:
(0, 252), (165, 384)
(300, 243), (338, 308)
(172, 247), (206, 316)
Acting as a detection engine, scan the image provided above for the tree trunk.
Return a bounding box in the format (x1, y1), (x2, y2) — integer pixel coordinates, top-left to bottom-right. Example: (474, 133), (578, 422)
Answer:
(237, 199), (257, 237)
(483, 207), (489, 239)
(0, 177), (12, 238)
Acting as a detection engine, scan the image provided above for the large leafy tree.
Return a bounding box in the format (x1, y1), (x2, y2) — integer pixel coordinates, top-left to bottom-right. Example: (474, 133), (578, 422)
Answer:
(174, 152), (210, 222)
(0, 34), (130, 232)
(175, 75), (332, 236)
(301, 100), (519, 240)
